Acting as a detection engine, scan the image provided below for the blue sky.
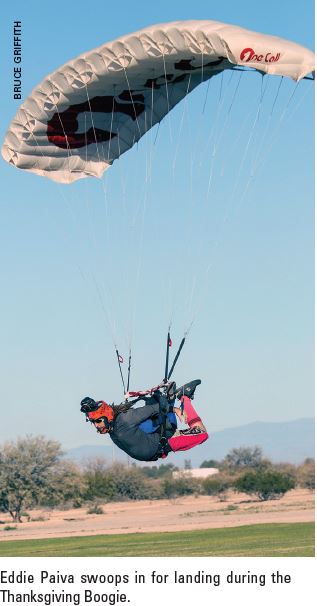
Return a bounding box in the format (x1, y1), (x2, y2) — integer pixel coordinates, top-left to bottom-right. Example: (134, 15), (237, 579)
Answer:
(0, 0), (314, 452)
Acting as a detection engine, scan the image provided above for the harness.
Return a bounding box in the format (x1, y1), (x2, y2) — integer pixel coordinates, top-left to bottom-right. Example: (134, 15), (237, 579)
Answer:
(159, 330), (185, 456)
(126, 390), (176, 457)
(114, 329), (187, 458)
(158, 395), (174, 457)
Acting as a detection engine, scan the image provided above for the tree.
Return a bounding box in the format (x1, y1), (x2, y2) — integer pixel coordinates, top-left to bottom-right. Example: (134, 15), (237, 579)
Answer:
(200, 459), (219, 469)
(0, 436), (63, 521)
(234, 469), (295, 501)
(224, 446), (268, 470)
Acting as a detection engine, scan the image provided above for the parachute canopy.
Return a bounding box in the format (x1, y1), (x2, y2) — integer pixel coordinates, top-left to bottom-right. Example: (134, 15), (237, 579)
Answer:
(2, 20), (314, 183)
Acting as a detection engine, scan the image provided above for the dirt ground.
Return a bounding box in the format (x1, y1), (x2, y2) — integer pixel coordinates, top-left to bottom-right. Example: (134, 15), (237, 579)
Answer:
(0, 489), (314, 542)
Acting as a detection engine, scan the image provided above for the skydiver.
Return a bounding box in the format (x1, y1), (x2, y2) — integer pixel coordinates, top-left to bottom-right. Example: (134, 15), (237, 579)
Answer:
(80, 380), (208, 462)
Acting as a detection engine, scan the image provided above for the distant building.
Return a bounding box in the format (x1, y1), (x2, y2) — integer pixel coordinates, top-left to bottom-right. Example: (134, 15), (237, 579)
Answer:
(172, 468), (219, 479)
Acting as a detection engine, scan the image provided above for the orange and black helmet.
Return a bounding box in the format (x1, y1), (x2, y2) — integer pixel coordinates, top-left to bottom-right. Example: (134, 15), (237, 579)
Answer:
(80, 397), (114, 432)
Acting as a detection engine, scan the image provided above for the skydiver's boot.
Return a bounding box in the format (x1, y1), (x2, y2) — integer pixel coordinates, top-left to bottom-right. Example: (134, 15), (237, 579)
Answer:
(167, 420), (208, 452)
(175, 379), (201, 400)
(179, 426), (205, 436)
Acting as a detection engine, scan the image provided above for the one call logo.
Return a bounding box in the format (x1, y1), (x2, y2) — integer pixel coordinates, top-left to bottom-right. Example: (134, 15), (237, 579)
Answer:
(240, 47), (281, 63)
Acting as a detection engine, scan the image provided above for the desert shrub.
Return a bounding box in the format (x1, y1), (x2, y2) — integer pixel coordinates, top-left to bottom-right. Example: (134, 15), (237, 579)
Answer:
(83, 458), (116, 501)
(162, 473), (202, 498)
(41, 460), (87, 507)
(72, 499), (83, 508)
(109, 464), (159, 500)
(83, 460), (167, 501)
(272, 463), (297, 480)
(87, 504), (104, 515)
(296, 459), (315, 490)
(30, 516), (46, 522)
(234, 469), (295, 501)
(202, 475), (232, 498)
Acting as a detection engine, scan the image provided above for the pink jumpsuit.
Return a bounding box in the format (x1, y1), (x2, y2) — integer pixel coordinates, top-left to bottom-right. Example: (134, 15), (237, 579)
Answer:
(167, 395), (208, 452)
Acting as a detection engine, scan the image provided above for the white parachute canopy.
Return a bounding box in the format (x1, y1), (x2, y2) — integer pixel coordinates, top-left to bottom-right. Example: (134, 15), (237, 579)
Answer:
(2, 20), (314, 183)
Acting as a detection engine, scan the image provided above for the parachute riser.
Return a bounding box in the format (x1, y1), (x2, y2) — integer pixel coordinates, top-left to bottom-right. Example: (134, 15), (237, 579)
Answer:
(168, 337), (186, 380)
(115, 348), (126, 395)
(126, 350), (132, 394)
(163, 330), (186, 384)
(164, 331), (171, 383)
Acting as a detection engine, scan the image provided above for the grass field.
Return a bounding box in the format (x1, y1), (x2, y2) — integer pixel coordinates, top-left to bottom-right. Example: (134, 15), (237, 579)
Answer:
(0, 522), (314, 557)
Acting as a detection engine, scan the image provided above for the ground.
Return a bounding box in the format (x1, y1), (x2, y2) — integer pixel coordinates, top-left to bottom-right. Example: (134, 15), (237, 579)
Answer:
(0, 488), (314, 542)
